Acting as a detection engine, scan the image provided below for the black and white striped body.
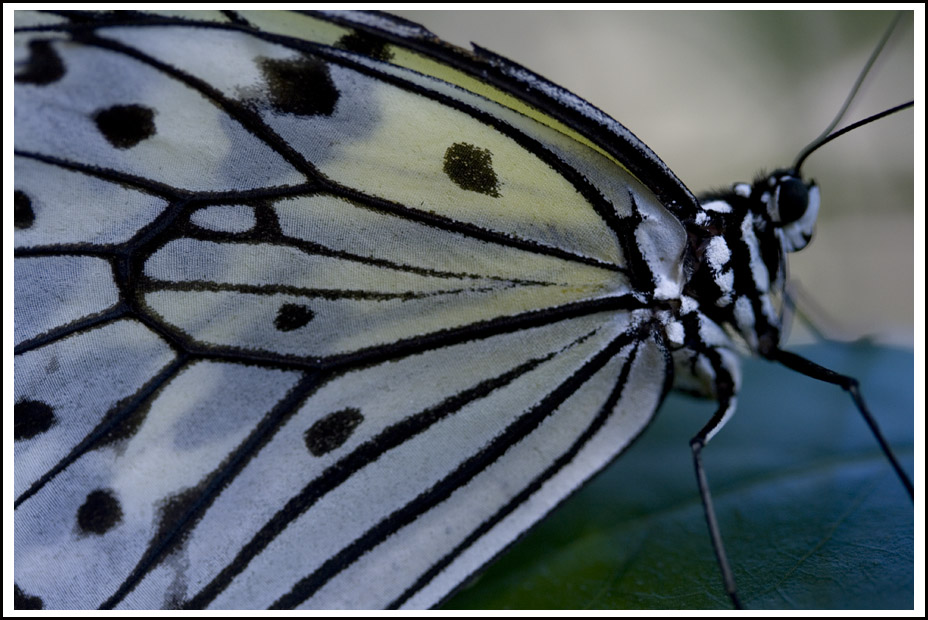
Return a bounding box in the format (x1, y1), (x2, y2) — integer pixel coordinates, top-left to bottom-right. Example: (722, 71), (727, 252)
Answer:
(693, 172), (819, 354)
(666, 171), (820, 437)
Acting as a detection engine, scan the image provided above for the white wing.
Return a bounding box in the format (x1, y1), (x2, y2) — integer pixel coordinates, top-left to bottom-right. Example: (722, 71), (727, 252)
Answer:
(14, 11), (685, 609)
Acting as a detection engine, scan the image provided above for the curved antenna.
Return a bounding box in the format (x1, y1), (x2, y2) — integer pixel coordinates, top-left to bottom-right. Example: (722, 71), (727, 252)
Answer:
(793, 12), (907, 173)
(794, 100), (914, 173)
(811, 13), (904, 143)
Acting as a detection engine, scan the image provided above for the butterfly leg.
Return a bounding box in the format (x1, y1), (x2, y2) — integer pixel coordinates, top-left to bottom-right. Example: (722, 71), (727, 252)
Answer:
(667, 309), (748, 607)
(688, 372), (743, 610)
(767, 347), (914, 498)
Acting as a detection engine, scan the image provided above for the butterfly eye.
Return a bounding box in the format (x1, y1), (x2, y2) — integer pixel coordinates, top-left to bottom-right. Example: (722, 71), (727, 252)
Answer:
(771, 177), (809, 224)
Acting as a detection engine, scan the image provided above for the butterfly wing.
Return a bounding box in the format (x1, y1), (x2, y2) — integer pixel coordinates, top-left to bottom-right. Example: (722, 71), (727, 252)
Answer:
(14, 10), (690, 609)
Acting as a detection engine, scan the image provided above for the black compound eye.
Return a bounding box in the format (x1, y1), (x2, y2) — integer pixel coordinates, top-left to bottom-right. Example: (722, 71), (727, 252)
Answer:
(775, 178), (809, 224)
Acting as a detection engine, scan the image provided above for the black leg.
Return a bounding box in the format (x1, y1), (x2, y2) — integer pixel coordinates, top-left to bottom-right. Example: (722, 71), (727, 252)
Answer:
(769, 347), (913, 499)
(690, 392), (743, 610)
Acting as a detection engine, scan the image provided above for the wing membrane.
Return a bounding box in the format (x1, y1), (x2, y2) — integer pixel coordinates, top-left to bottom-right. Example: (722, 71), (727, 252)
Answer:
(14, 10), (679, 609)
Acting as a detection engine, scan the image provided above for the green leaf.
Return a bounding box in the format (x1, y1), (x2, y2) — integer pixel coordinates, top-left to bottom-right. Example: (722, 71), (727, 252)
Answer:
(442, 341), (914, 610)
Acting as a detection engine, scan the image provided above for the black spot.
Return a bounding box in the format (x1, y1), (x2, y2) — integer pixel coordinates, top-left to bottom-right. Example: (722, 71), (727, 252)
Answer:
(14, 190), (35, 229)
(153, 484), (208, 558)
(14, 585), (43, 610)
(93, 104), (156, 149)
(15, 39), (65, 85)
(335, 31), (393, 62)
(443, 142), (501, 197)
(76, 489), (123, 535)
(274, 303), (314, 332)
(259, 55), (339, 117)
(304, 408), (364, 456)
(14, 400), (56, 441)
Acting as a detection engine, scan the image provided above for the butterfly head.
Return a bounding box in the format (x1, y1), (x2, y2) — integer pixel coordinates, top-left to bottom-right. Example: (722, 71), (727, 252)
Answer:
(756, 169), (820, 253)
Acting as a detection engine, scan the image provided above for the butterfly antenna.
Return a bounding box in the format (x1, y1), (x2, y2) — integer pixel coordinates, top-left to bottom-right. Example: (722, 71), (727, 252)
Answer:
(794, 101), (914, 173)
(810, 14), (903, 141)
(794, 12), (910, 173)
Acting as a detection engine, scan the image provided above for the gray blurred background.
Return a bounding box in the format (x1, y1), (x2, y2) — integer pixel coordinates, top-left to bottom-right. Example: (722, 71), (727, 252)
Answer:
(392, 10), (915, 347)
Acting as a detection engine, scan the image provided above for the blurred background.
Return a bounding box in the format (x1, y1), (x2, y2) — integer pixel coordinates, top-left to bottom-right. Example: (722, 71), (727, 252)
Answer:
(392, 10), (916, 347)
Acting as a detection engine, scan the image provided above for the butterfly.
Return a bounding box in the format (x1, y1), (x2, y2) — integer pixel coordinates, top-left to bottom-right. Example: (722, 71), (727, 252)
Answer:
(12, 9), (914, 610)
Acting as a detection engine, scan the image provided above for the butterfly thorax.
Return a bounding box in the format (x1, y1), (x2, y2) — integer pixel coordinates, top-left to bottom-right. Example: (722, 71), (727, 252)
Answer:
(685, 170), (820, 358)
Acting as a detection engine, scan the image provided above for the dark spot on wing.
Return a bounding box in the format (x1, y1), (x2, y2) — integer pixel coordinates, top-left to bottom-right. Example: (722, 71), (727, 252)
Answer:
(93, 104), (156, 149)
(14, 190), (35, 229)
(335, 31), (393, 62)
(16, 39), (65, 85)
(14, 400), (56, 440)
(77, 489), (123, 535)
(443, 142), (501, 197)
(304, 408), (364, 456)
(14, 585), (43, 610)
(274, 303), (314, 332)
(259, 55), (339, 117)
